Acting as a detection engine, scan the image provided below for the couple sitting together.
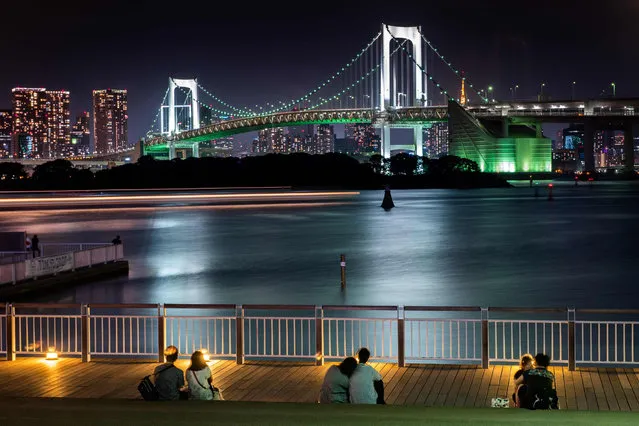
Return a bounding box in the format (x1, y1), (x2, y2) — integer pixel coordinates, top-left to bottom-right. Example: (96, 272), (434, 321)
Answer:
(318, 347), (385, 404)
(153, 346), (223, 401)
(512, 352), (558, 409)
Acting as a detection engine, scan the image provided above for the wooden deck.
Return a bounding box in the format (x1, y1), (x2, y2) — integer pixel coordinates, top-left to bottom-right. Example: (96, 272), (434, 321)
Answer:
(1, 359), (639, 411)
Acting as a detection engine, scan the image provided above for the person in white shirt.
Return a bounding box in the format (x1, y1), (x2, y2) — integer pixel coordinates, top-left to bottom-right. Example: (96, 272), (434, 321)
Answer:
(348, 347), (385, 404)
(186, 351), (217, 400)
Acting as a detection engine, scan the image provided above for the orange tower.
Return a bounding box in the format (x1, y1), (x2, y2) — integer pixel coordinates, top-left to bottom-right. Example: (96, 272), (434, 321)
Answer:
(460, 71), (467, 106)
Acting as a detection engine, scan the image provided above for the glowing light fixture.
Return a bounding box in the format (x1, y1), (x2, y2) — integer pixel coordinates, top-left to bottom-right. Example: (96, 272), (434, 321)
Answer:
(201, 349), (211, 362)
(45, 347), (58, 360)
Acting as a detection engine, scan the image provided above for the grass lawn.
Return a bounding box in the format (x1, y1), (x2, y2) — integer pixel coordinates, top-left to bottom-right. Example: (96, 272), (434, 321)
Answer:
(1, 398), (638, 425)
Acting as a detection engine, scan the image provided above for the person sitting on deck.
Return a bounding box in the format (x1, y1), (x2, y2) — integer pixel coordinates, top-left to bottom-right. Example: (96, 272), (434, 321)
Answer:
(349, 347), (385, 404)
(514, 353), (559, 410)
(112, 235), (122, 245)
(512, 353), (534, 407)
(318, 357), (358, 403)
(186, 350), (220, 400)
(154, 346), (185, 401)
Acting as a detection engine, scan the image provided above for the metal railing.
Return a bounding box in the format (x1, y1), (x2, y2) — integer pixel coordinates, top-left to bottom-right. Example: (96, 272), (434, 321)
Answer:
(39, 243), (111, 257)
(3, 303), (639, 370)
(0, 244), (124, 285)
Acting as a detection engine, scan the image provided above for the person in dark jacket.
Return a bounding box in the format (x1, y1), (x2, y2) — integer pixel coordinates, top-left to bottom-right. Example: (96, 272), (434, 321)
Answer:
(154, 346), (185, 401)
(31, 235), (40, 258)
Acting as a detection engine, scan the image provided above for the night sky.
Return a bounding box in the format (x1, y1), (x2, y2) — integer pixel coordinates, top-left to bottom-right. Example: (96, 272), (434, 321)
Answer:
(3, 0), (639, 143)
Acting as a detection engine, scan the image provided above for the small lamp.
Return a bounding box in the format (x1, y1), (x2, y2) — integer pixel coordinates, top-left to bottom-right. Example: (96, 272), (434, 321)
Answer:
(45, 347), (59, 360)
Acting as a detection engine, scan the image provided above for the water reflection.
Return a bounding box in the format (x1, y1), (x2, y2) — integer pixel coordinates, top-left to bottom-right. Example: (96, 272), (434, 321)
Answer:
(3, 185), (639, 308)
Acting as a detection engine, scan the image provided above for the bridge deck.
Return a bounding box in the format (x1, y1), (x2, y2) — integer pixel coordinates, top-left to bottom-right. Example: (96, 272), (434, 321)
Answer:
(1, 358), (638, 410)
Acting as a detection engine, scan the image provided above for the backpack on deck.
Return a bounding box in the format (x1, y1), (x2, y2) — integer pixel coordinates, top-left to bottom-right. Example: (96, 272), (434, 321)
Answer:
(138, 364), (174, 401)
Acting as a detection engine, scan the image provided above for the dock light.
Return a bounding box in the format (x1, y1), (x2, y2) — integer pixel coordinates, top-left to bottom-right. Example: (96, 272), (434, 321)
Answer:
(201, 349), (210, 362)
(45, 347), (58, 360)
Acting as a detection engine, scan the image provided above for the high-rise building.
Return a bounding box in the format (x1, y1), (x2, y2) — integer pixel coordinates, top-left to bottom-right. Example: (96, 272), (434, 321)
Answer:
(424, 122), (448, 158)
(315, 124), (335, 154)
(256, 127), (285, 153)
(11, 88), (70, 158)
(344, 124), (380, 154)
(0, 110), (11, 158)
(64, 112), (91, 157)
(93, 89), (128, 154)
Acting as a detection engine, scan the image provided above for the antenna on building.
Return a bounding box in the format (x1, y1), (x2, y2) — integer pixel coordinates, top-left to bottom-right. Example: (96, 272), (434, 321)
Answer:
(460, 71), (467, 106)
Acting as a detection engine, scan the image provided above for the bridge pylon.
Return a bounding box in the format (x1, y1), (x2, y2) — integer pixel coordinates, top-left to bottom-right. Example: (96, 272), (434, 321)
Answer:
(381, 24), (425, 110)
(162, 78), (201, 136)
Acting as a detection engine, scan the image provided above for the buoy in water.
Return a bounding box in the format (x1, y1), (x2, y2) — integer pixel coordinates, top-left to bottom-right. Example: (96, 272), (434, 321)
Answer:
(381, 186), (395, 210)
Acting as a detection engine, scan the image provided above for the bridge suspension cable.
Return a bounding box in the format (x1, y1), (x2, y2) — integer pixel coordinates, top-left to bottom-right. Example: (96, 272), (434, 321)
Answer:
(146, 87), (170, 136)
(418, 29), (485, 102)
(196, 82), (254, 117)
(384, 25), (461, 104)
(233, 31), (383, 116)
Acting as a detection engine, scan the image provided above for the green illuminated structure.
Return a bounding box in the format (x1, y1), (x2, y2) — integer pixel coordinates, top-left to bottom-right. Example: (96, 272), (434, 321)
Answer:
(447, 101), (551, 173)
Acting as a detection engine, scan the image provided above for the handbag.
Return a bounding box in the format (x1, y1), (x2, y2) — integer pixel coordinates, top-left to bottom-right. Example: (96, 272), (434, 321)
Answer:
(190, 369), (223, 401)
(138, 364), (175, 401)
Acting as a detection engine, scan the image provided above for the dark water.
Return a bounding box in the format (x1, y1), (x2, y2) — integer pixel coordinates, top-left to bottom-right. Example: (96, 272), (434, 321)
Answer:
(3, 182), (639, 308)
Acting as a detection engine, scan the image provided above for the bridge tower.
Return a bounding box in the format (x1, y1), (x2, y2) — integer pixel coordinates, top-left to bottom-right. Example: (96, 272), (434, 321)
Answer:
(161, 78), (201, 159)
(380, 24), (425, 159)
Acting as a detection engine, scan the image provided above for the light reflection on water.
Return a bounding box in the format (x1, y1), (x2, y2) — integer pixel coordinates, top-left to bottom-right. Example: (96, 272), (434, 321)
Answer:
(1, 184), (639, 309)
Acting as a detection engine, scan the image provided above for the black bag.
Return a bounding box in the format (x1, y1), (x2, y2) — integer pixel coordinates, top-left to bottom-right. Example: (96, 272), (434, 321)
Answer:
(138, 364), (174, 401)
(138, 376), (159, 401)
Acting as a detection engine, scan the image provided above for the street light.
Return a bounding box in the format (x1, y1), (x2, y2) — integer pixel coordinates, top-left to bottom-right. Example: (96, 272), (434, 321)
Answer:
(364, 95), (371, 109)
(611, 82), (616, 97)
(540, 83), (546, 99)
(571, 81), (576, 100)
(514, 84), (519, 99)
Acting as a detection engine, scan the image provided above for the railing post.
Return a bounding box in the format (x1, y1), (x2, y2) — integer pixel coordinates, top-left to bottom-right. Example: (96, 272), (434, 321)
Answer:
(71, 251), (76, 272)
(397, 306), (405, 367)
(88, 249), (92, 268)
(6, 304), (15, 361)
(157, 304), (165, 363)
(235, 305), (244, 365)
(315, 305), (324, 366)
(11, 263), (16, 285)
(81, 305), (91, 362)
(568, 307), (576, 371)
(481, 307), (489, 369)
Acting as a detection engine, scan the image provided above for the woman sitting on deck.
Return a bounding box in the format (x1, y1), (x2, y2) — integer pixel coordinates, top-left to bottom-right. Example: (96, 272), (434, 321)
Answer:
(512, 353), (534, 407)
(186, 351), (222, 401)
(318, 357), (358, 403)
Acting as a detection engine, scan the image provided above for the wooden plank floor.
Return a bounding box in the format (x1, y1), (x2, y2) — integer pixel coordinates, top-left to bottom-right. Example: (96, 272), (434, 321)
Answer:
(0, 358), (638, 411)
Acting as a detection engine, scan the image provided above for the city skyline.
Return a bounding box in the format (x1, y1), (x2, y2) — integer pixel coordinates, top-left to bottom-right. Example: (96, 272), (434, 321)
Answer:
(3, 0), (639, 143)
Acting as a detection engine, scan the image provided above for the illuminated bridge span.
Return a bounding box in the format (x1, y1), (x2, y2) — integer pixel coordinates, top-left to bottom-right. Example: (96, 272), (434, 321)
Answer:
(142, 23), (637, 173)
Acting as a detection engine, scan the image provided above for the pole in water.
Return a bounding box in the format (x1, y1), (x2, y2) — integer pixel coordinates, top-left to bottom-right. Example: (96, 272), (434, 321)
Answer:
(340, 254), (346, 291)
(381, 185), (395, 210)
(547, 183), (554, 201)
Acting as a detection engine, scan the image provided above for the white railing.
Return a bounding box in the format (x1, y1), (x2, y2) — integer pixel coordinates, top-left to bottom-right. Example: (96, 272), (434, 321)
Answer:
(324, 317), (396, 361)
(405, 319), (481, 363)
(245, 316), (314, 359)
(489, 320), (568, 364)
(3, 304), (639, 370)
(576, 321), (639, 365)
(0, 244), (124, 285)
(0, 252), (30, 265)
(39, 243), (111, 257)
(91, 315), (158, 357)
(15, 314), (82, 355)
(166, 316), (235, 358)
